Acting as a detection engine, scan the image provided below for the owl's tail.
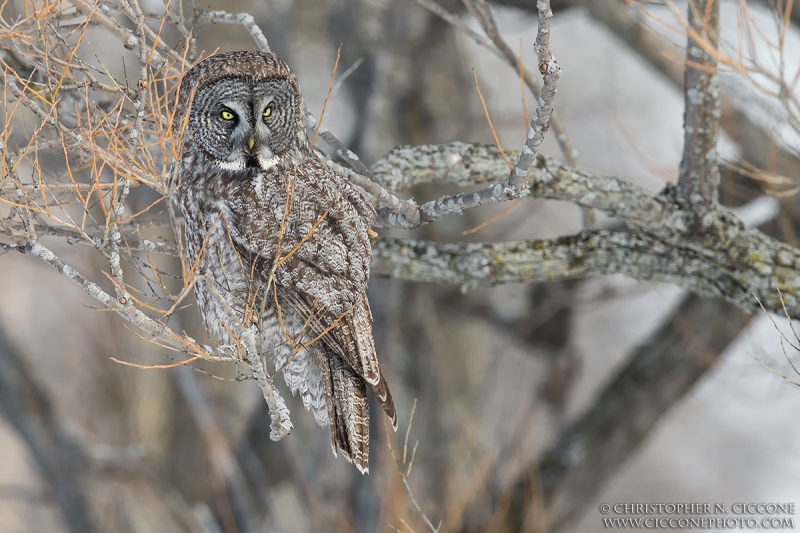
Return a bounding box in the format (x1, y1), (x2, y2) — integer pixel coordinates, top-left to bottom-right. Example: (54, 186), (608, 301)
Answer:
(369, 372), (397, 430)
(317, 299), (398, 473)
(321, 352), (371, 473)
(351, 299), (398, 431)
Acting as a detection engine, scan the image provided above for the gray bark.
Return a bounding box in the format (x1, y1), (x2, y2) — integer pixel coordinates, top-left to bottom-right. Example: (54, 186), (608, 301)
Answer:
(678, 0), (721, 224)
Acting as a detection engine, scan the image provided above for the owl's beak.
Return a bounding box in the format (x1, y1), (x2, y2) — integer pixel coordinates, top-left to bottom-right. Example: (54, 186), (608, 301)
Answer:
(247, 138), (255, 151)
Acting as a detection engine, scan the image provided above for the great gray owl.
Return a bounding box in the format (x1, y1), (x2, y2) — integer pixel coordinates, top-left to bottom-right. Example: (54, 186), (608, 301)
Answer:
(172, 50), (397, 473)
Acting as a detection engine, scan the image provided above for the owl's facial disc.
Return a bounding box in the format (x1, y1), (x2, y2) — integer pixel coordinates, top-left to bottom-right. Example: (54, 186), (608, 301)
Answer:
(190, 76), (300, 173)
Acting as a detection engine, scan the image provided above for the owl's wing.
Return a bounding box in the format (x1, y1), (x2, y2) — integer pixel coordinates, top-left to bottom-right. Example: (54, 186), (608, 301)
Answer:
(272, 252), (396, 473)
(276, 258), (397, 402)
(233, 165), (397, 448)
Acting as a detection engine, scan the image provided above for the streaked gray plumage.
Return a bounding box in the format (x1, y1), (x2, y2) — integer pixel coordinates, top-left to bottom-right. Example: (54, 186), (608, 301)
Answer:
(172, 50), (397, 473)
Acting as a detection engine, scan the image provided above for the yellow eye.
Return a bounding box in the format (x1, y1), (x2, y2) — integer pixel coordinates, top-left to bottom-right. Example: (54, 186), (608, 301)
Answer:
(220, 109), (235, 121)
(263, 105), (273, 118)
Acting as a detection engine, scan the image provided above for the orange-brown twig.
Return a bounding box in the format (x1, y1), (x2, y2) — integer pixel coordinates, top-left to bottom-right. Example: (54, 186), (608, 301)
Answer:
(311, 45), (341, 148)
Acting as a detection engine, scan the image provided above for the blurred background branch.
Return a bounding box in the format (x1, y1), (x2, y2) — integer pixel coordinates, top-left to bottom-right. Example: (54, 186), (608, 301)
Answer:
(0, 322), (95, 533)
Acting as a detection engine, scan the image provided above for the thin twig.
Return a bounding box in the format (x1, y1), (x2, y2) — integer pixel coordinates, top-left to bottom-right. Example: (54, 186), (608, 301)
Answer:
(191, 9), (272, 53)
(311, 45), (341, 148)
(411, 1), (561, 226)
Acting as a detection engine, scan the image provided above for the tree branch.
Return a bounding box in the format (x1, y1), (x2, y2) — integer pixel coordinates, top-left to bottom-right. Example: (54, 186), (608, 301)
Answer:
(371, 209), (800, 317)
(191, 10), (272, 54)
(377, 0), (560, 228)
(458, 0), (580, 167)
(173, 365), (261, 532)
(508, 294), (752, 532)
(497, 0), (800, 188)
(678, 0), (721, 221)
(371, 144), (686, 231)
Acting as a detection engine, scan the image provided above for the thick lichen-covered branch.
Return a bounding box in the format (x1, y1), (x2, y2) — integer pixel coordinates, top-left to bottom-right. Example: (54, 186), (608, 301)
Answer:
(371, 143), (685, 230)
(372, 218), (800, 317)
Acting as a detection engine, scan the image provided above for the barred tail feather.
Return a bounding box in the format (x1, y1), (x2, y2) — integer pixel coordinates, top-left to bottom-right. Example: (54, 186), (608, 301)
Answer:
(371, 373), (397, 430)
(319, 348), (370, 473)
(351, 300), (398, 430)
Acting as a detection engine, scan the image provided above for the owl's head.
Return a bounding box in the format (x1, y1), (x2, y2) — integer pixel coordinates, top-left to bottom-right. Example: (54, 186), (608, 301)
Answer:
(174, 51), (308, 172)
